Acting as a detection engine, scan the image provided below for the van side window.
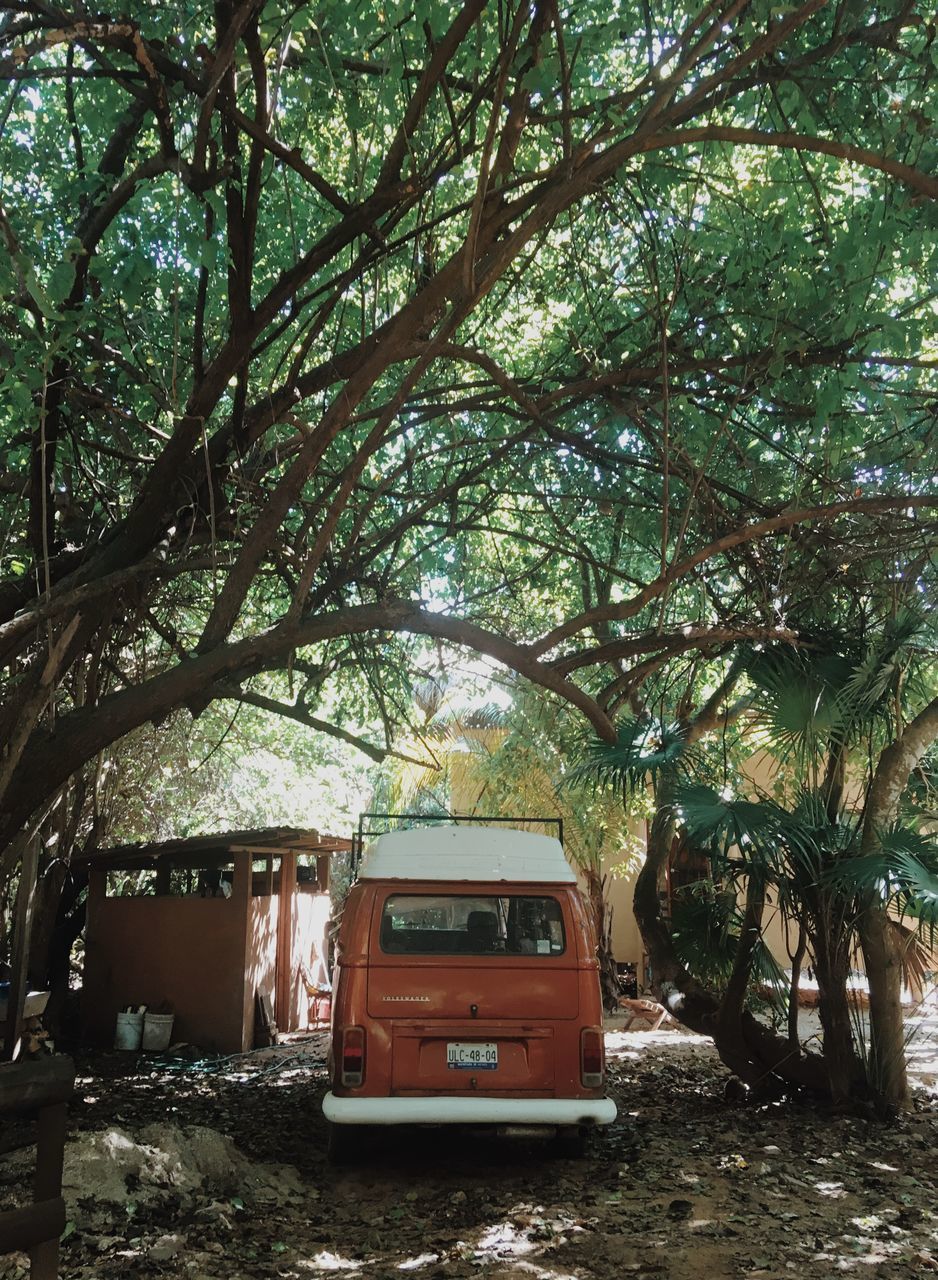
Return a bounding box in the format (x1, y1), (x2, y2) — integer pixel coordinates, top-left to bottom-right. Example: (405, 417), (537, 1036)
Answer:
(380, 895), (566, 956)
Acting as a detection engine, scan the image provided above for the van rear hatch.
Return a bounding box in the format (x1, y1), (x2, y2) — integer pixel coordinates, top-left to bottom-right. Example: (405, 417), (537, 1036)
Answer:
(367, 888), (580, 1093)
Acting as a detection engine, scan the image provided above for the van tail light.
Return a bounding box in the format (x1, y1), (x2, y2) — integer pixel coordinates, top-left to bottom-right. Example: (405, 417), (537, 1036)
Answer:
(340, 1026), (366, 1087)
(581, 1027), (604, 1088)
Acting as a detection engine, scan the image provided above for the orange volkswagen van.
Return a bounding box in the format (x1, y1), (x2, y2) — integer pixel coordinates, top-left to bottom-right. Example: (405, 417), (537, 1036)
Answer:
(323, 821), (616, 1158)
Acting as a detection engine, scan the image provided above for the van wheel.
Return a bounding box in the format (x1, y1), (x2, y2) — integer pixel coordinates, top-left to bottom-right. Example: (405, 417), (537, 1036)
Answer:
(552, 1126), (587, 1159)
(327, 1122), (369, 1165)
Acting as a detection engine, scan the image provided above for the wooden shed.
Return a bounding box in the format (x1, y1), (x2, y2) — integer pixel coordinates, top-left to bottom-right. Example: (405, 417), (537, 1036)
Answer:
(80, 827), (351, 1053)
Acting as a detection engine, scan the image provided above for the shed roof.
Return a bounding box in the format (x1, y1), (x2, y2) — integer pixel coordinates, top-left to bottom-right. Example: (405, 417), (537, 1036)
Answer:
(77, 826), (352, 871)
(359, 824), (576, 884)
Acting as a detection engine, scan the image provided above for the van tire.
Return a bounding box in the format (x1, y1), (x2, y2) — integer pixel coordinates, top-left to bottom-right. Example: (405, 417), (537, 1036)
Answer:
(327, 1122), (369, 1165)
(552, 1126), (587, 1159)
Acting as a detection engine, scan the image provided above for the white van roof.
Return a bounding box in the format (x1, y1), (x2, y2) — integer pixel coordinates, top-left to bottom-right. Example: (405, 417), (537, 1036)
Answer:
(358, 824), (576, 884)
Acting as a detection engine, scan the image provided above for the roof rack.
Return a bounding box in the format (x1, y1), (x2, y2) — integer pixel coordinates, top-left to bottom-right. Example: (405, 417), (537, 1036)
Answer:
(352, 812), (564, 874)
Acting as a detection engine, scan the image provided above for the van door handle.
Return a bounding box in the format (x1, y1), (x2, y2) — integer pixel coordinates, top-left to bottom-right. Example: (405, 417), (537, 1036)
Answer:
(470, 1003), (478, 1017)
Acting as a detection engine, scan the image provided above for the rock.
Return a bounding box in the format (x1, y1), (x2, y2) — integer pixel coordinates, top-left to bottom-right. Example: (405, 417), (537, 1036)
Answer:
(724, 1076), (750, 1103)
(149, 1233), (187, 1262)
(666, 1198), (694, 1219)
(94, 1235), (124, 1253)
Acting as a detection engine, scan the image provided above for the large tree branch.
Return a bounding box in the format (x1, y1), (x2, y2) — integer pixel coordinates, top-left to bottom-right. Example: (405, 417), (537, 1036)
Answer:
(376, 0), (487, 188)
(0, 600), (616, 846)
(214, 684), (438, 770)
(643, 127), (938, 202)
(554, 624), (797, 676)
(532, 496), (938, 656)
(0, 557), (225, 660)
(862, 695), (938, 851)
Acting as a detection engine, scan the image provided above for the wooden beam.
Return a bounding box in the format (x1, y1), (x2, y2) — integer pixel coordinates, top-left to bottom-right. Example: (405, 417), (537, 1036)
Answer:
(0, 1057), (75, 1114)
(0, 1198), (66, 1255)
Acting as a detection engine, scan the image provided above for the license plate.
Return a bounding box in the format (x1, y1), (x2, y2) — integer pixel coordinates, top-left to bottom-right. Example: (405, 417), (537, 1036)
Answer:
(447, 1041), (498, 1070)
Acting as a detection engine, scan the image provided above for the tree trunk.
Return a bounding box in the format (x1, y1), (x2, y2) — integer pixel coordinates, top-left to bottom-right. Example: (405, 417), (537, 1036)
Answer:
(858, 909), (909, 1111)
(787, 925), (807, 1049)
(28, 859), (69, 991)
(713, 877), (767, 1084)
(857, 694), (938, 1110)
(812, 916), (860, 1105)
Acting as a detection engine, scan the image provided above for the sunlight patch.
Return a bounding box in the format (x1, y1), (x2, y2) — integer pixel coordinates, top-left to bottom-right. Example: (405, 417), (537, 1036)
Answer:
(299, 1250), (367, 1272)
(476, 1221), (537, 1257)
(397, 1253), (439, 1271)
(814, 1181), (847, 1198)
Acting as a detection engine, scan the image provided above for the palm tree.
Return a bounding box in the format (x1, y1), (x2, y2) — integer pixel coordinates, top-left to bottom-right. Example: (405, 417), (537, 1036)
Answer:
(576, 614), (938, 1107)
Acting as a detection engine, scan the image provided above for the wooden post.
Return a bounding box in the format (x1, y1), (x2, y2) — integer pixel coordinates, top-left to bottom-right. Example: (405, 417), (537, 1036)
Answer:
(3, 833), (40, 1061)
(29, 1100), (68, 1278)
(275, 854), (297, 1030)
(155, 857), (171, 896)
(316, 854), (330, 893)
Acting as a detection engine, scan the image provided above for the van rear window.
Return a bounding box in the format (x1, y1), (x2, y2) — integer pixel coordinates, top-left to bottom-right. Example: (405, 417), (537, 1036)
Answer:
(380, 894), (566, 956)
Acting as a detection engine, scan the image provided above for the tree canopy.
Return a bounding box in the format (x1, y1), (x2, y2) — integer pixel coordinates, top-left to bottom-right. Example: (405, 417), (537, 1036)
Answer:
(1, 0), (936, 862)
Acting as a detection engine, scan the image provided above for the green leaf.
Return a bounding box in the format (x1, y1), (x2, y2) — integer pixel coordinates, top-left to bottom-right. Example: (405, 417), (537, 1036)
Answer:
(46, 261), (74, 305)
(766, 351), (786, 380)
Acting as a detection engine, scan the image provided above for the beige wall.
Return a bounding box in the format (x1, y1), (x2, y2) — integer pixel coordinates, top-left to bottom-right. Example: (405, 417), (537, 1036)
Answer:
(601, 850), (646, 966)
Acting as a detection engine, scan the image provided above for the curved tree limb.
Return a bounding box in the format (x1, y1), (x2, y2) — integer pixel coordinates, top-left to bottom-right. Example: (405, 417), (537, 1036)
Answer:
(532, 497), (938, 656)
(214, 683), (439, 770)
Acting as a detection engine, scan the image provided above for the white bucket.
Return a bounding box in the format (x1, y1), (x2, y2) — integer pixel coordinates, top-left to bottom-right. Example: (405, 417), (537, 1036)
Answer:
(114, 1011), (143, 1051)
(142, 1012), (175, 1051)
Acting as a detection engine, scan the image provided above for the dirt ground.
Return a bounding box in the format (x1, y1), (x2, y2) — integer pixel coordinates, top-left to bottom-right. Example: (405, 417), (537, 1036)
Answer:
(2, 1028), (938, 1280)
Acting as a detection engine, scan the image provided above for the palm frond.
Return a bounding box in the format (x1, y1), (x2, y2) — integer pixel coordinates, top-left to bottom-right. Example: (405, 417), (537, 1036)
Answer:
(899, 745), (938, 823)
(673, 782), (865, 898)
(745, 646), (852, 763)
(459, 703), (512, 732)
(670, 883), (739, 987)
(746, 615), (926, 768)
(827, 825), (938, 923)
(838, 610), (924, 731)
(673, 782), (800, 881)
(571, 717), (690, 796)
(670, 882), (787, 1014)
